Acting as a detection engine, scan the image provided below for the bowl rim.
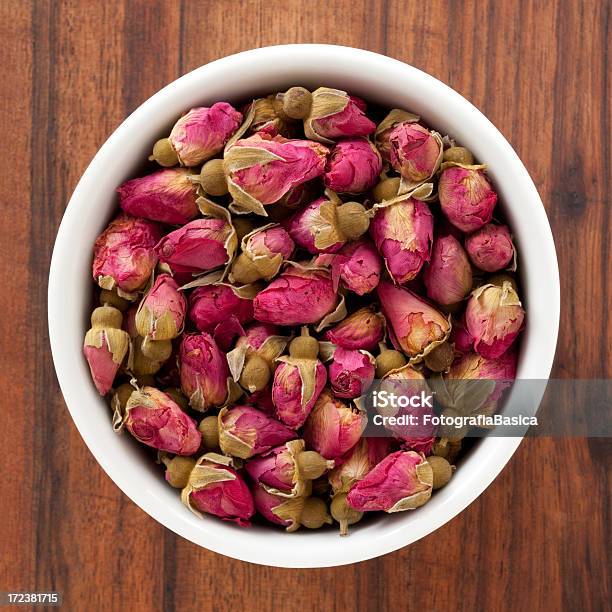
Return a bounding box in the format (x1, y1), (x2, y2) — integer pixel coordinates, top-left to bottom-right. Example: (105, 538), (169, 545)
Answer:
(48, 44), (560, 568)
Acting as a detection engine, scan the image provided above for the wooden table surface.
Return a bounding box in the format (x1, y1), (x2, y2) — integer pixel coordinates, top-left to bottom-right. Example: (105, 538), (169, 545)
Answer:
(1, 1), (609, 610)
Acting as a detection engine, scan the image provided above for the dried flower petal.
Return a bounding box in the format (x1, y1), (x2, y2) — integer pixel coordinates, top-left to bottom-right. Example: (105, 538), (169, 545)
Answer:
(272, 356), (327, 429)
(423, 233), (472, 305)
(304, 88), (375, 144)
(465, 223), (515, 272)
(218, 405), (296, 459)
(253, 264), (339, 326)
(124, 387), (201, 455)
(323, 307), (385, 351)
(181, 453), (254, 526)
(188, 283), (253, 333)
(118, 168), (199, 225)
(224, 133), (328, 216)
(169, 102), (242, 166)
(346, 450), (433, 512)
(303, 390), (366, 460)
(155, 218), (235, 274)
(93, 214), (161, 295)
(465, 282), (525, 358)
(324, 138), (382, 193)
(328, 347), (375, 399)
(370, 197), (434, 284)
(179, 332), (230, 411)
(378, 281), (450, 361)
(135, 274), (186, 340)
(439, 165), (497, 232)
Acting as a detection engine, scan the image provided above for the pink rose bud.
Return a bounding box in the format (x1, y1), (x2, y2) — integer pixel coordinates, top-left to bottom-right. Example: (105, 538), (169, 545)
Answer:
(370, 197), (434, 284)
(439, 165), (497, 232)
(465, 223), (515, 272)
(168, 102), (242, 166)
(155, 218), (234, 274)
(374, 108), (421, 162)
(346, 450), (433, 512)
(252, 484), (331, 532)
(304, 88), (376, 143)
(388, 122), (442, 185)
(135, 274), (186, 340)
(328, 437), (392, 493)
(230, 224), (295, 284)
(179, 332), (229, 411)
(423, 233), (473, 305)
(246, 439), (334, 498)
(181, 453), (254, 526)
(378, 281), (450, 360)
(188, 284), (253, 333)
(324, 138), (382, 193)
(303, 390), (366, 460)
(93, 214), (161, 294)
(83, 306), (130, 395)
(318, 239), (382, 296)
(323, 306), (385, 351)
(218, 405), (296, 459)
(224, 133), (328, 216)
(124, 387), (201, 455)
(328, 347), (375, 399)
(253, 265), (339, 326)
(118, 168), (199, 225)
(272, 357), (327, 429)
(465, 282), (525, 359)
(437, 349), (517, 417)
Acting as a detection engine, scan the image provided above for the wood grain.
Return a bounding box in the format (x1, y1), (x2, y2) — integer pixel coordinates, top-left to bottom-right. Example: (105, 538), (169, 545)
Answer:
(0, 1), (609, 610)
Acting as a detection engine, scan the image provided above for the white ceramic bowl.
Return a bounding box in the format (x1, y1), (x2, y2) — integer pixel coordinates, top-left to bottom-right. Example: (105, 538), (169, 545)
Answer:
(48, 44), (560, 567)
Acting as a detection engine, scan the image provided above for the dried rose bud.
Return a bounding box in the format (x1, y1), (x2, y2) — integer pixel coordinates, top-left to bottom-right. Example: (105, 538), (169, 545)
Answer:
(450, 314), (474, 354)
(226, 322), (289, 393)
(328, 437), (392, 494)
(245, 96), (288, 136)
(188, 283), (254, 333)
(439, 165), (497, 232)
(179, 332), (230, 411)
(318, 238), (382, 296)
(465, 223), (515, 272)
(162, 102), (242, 167)
(83, 306), (130, 395)
(224, 133), (328, 216)
(465, 282), (525, 359)
(370, 197), (434, 284)
(123, 387), (201, 455)
(93, 214), (161, 295)
(328, 347), (375, 399)
(230, 224), (295, 284)
(246, 439), (334, 498)
(181, 453), (254, 526)
(374, 108), (420, 161)
(272, 328), (328, 429)
(433, 349), (517, 418)
(288, 195), (370, 254)
(303, 390), (366, 460)
(218, 405), (296, 459)
(253, 264), (340, 326)
(347, 451), (433, 512)
(324, 138), (382, 193)
(378, 281), (450, 360)
(252, 484), (331, 532)
(155, 218), (235, 274)
(323, 306), (385, 351)
(304, 88), (375, 144)
(135, 274), (186, 341)
(118, 168), (199, 225)
(423, 233), (473, 305)
(388, 122), (442, 186)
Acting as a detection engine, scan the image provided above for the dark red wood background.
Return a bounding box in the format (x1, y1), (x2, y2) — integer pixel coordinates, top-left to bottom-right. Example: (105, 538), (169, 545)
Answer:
(0, 1), (609, 610)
